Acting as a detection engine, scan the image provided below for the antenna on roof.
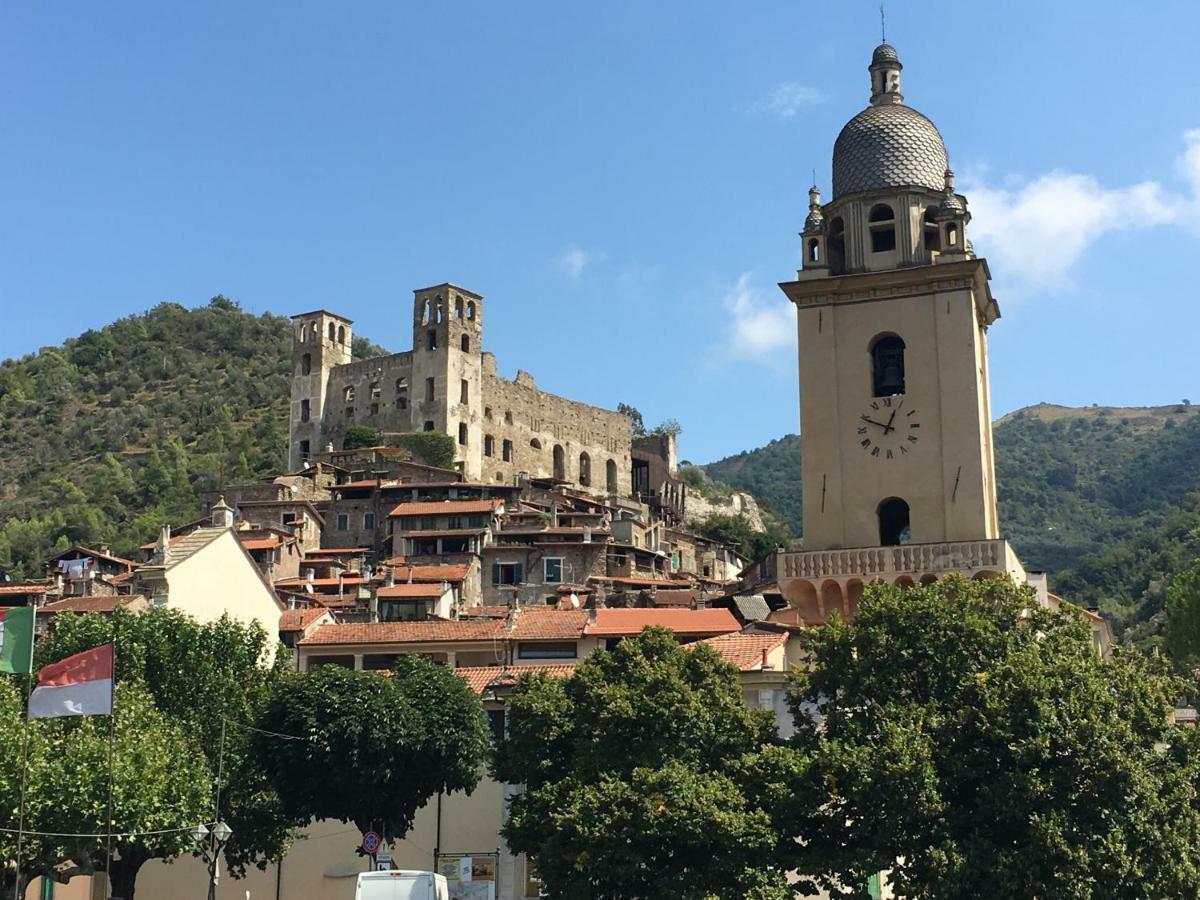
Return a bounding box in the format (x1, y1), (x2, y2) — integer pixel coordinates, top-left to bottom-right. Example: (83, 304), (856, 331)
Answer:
(880, 2), (886, 42)
(811, 167), (817, 188)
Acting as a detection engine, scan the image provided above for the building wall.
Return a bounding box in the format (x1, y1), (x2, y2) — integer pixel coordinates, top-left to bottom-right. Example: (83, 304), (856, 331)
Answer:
(790, 261), (999, 550)
(289, 285), (632, 497)
(481, 542), (608, 606)
(164, 531), (282, 663)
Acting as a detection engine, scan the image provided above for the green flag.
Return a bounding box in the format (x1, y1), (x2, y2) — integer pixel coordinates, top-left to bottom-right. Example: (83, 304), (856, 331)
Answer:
(0, 607), (35, 674)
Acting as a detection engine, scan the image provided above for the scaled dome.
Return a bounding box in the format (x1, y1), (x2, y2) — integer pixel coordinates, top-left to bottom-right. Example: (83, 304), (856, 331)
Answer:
(832, 103), (948, 200)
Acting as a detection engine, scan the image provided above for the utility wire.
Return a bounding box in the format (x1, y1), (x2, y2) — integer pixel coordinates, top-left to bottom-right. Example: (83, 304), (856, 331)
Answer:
(0, 822), (219, 839)
(220, 718), (310, 741)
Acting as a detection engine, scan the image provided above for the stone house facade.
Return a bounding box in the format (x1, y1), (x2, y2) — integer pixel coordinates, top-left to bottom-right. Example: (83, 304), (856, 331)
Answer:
(288, 284), (633, 497)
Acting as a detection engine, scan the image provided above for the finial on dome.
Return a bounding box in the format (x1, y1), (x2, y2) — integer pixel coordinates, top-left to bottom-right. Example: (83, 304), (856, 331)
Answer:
(937, 169), (966, 218)
(869, 43), (903, 106)
(804, 185), (824, 232)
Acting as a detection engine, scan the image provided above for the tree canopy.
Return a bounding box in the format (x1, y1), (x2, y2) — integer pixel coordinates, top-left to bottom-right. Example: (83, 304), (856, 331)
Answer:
(255, 658), (489, 841)
(494, 628), (791, 900)
(1164, 559), (1200, 674)
(779, 575), (1200, 899)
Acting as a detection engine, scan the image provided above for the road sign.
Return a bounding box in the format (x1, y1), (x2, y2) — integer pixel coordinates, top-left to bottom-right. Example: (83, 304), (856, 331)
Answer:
(361, 831), (381, 854)
(375, 854), (394, 871)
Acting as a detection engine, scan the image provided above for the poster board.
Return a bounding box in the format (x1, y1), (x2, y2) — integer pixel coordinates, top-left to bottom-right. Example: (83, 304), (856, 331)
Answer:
(438, 853), (497, 900)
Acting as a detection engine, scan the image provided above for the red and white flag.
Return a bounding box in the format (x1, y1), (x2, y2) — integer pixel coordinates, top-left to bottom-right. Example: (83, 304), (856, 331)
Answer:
(28, 643), (114, 719)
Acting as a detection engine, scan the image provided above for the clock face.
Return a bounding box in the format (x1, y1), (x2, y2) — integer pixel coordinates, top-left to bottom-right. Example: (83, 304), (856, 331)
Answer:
(856, 397), (920, 460)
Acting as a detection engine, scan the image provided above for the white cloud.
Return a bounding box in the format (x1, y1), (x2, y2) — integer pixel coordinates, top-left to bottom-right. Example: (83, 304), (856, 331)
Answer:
(722, 272), (795, 361)
(559, 246), (591, 279)
(749, 82), (822, 118)
(963, 130), (1200, 298)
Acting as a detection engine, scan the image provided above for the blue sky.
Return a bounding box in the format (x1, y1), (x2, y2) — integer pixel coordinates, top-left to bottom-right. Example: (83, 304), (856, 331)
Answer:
(3, 1), (1198, 464)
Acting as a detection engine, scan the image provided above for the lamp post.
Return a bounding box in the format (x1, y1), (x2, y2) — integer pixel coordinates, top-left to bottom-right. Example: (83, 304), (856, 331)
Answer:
(193, 821), (233, 900)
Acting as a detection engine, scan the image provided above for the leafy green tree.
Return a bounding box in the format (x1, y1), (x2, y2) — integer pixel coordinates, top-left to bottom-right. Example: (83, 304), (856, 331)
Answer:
(780, 575), (1200, 899)
(342, 425), (381, 450)
(495, 628), (790, 899)
(255, 658), (489, 841)
(1164, 559), (1200, 672)
(392, 432), (457, 470)
(616, 402), (645, 437)
(36, 609), (293, 878)
(693, 511), (791, 563)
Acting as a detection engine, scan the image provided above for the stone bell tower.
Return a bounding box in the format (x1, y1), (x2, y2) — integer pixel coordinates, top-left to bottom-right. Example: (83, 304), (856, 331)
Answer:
(289, 310), (353, 470)
(776, 44), (1027, 623)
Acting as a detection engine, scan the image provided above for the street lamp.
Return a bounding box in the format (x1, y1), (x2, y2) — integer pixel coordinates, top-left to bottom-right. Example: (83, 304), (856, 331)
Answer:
(194, 821), (233, 900)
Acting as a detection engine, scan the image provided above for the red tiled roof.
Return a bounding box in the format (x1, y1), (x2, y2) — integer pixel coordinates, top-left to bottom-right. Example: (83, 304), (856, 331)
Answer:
(395, 528), (488, 538)
(279, 608), (333, 633)
(389, 499), (503, 518)
(461, 605), (512, 618)
(0, 584), (52, 596)
(384, 564), (469, 584)
(509, 608), (589, 640)
(456, 664), (576, 695)
(304, 548), (370, 556)
(300, 619), (506, 646)
(585, 608), (741, 637)
(61, 546), (137, 568)
(337, 480), (382, 489)
(597, 577), (695, 588)
(240, 537), (282, 551)
(39, 595), (144, 615)
(700, 632), (787, 670)
(377, 583), (450, 599)
(647, 589), (698, 608)
(274, 576), (365, 588)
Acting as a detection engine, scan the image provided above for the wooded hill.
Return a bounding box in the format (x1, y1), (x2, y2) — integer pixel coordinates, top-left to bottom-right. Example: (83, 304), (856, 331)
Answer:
(1, 299), (1196, 647)
(702, 403), (1200, 647)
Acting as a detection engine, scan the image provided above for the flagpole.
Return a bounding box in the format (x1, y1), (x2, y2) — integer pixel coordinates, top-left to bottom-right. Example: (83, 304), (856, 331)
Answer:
(13, 607), (37, 900)
(104, 628), (117, 899)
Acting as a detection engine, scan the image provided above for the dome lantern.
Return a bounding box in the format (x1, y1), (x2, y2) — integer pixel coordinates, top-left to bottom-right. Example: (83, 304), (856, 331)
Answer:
(869, 43), (903, 106)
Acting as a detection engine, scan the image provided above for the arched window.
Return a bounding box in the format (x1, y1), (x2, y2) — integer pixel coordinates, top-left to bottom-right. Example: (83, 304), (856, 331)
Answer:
(328, 322), (337, 342)
(553, 445), (566, 481)
(458, 423), (468, 445)
(923, 206), (940, 252)
(455, 296), (464, 319)
(606, 459), (618, 493)
(337, 325), (346, 344)
(300, 353), (311, 376)
(868, 203), (896, 253)
(343, 385), (355, 403)
(530, 438), (542, 450)
(394, 377), (408, 409)
(578, 452), (591, 487)
(946, 221), (960, 247)
(422, 301), (432, 325)
(878, 497), (911, 546)
(461, 334), (470, 352)
(828, 217), (846, 274)
(467, 301), (476, 320)
(436, 298), (445, 324)
(870, 334), (906, 397)
(807, 238), (821, 264)
(369, 381), (381, 400)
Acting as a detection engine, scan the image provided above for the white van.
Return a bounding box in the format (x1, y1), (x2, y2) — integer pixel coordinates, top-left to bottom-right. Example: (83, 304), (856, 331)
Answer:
(354, 870), (450, 900)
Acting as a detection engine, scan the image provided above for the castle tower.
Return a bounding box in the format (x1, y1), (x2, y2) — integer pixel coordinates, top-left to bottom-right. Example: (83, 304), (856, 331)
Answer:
(289, 310), (353, 470)
(409, 284), (484, 480)
(776, 44), (1019, 621)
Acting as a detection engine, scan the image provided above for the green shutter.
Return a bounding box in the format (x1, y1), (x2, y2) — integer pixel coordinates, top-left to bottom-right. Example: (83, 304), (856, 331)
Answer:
(514, 563), (523, 584)
(492, 562), (501, 586)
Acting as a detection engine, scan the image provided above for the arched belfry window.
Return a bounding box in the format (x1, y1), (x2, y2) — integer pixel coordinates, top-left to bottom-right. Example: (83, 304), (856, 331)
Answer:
(337, 325), (346, 344)
(868, 203), (896, 253)
(606, 459), (618, 493)
(578, 452), (591, 487)
(870, 334), (906, 397)
(467, 301), (476, 320)
(828, 217), (846, 274)
(923, 206), (939, 252)
(807, 238), (821, 264)
(455, 296), (464, 319)
(328, 322), (336, 342)
(878, 497), (911, 546)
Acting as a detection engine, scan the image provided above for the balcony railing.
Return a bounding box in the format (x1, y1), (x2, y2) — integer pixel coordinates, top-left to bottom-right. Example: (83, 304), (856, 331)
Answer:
(777, 539), (1020, 581)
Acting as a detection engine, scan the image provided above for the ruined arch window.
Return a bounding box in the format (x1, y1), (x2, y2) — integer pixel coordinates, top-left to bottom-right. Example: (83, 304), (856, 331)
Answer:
(553, 445), (566, 481)
(422, 300), (432, 325)
(343, 385), (356, 403)
(328, 322), (337, 342)
(484, 435), (495, 457)
(868, 203), (896, 253)
(923, 206), (940, 252)
(606, 459), (618, 493)
(458, 423), (468, 445)
(467, 301), (476, 320)
(530, 438), (542, 451)
(300, 399), (310, 422)
(878, 497), (911, 547)
(435, 298), (445, 324)
(300, 353), (312, 376)
(870, 334), (906, 397)
(369, 382), (381, 400)
(828, 217), (846, 274)
(337, 325), (346, 344)
(461, 334), (470, 352)
(455, 296), (464, 319)
(502, 439), (513, 462)
(394, 377), (408, 409)
(578, 452), (591, 487)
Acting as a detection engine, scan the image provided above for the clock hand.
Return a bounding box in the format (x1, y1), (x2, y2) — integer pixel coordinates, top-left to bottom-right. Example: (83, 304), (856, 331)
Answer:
(883, 408), (898, 434)
(860, 416), (892, 430)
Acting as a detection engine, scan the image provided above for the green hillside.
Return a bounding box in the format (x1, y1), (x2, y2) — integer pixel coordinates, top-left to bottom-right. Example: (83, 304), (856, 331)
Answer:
(0, 298), (383, 577)
(702, 403), (1200, 644)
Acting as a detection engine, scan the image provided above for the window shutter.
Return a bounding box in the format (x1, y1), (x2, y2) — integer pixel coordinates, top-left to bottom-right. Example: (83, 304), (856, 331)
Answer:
(514, 563), (523, 583)
(492, 562), (501, 586)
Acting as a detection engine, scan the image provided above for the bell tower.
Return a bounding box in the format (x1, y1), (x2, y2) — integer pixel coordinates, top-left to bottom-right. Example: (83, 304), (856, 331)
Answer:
(289, 310), (353, 470)
(783, 43), (1000, 554)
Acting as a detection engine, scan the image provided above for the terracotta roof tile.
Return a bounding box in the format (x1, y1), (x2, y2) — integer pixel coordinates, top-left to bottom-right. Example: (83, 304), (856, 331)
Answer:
(383, 564), (469, 584)
(388, 499), (503, 517)
(585, 608), (741, 637)
(461, 605), (512, 618)
(0, 584), (53, 596)
(275, 576), (365, 589)
(509, 608), (588, 640)
(279, 608), (334, 633)
(39, 595), (145, 615)
(699, 632), (787, 670)
(456, 664), (576, 695)
(377, 583), (450, 599)
(300, 619), (505, 646)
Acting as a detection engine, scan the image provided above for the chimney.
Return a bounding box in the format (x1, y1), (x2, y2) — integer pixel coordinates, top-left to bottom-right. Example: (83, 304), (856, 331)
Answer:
(761, 648), (773, 671)
(152, 525), (171, 565)
(211, 496), (235, 529)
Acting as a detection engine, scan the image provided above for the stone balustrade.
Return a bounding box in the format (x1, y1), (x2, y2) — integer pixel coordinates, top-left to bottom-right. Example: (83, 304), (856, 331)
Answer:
(777, 539), (1022, 582)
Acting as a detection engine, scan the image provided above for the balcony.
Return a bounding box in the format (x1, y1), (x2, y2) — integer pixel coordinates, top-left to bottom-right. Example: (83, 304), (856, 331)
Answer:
(777, 539), (1024, 583)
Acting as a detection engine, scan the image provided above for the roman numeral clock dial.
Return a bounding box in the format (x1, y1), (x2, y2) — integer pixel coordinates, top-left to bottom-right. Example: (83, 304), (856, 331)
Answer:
(856, 398), (920, 460)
